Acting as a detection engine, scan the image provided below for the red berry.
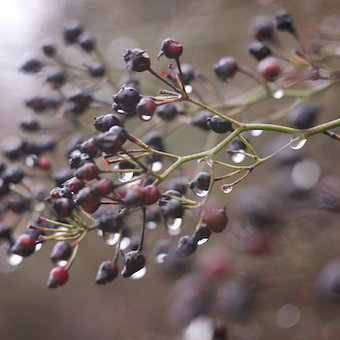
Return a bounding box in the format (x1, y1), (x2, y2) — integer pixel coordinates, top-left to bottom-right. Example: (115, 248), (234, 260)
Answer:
(158, 38), (183, 59)
(75, 162), (100, 181)
(64, 177), (85, 193)
(38, 157), (52, 170)
(137, 97), (156, 121)
(11, 234), (36, 257)
(91, 178), (115, 196)
(257, 57), (282, 82)
(123, 184), (146, 208)
(143, 185), (161, 205)
(203, 206), (228, 233)
(213, 57), (238, 82)
(47, 267), (69, 288)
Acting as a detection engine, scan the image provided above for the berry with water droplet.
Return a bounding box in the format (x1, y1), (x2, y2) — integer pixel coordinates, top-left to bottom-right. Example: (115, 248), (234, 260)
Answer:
(121, 250), (146, 278)
(50, 241), (72, 263)
(175, 235), (197, 257)
(207, 116), (232, 134)
(96, 260), (119, 284)
(11, 234), (36, 257)
(98, 211), (122, 234)
(47, 266), (69, 288)
(203, 206), (228, 233)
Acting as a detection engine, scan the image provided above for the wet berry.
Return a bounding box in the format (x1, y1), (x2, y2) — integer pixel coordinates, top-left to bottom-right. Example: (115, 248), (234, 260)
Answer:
(121, 250), (146, 278)
(207, 116), (232, 134)
(96, 260), (119, 284)
(75, 162), (100, 181)
(79, 139), (99, 159)
(157, 103), (178, 121)
(137, 97), (156, 121)
(213, 57), (238, 82)
(287, 102), (320, 129)
(192, 111), (213, 131)
(77, 33), (96, 52)
(193, 223), (212, 243)
(123, 48), (151, 72)
(51, 198), (74, 218)
(11, 234), (36, 257)
(175, 235), (197, 257)
(98, 211), (122, 234)
(188, 172), (211, 191)
(63, 20), (82, 44)
(158, 38), (183, 59)
(47, 266), (69, 288)
(203, 206), (228, 233)
(257, 57), (282, 82)
(94, 126), (128, 154)
(248, 41), (272, 61)
(50, 241), (72, 263)
(162, 198), (184, 219)
(143, 185), (161, 205)
(123, 184), (146, 208)
(113, 86), (141, 116)
(94, 114), (120, 132)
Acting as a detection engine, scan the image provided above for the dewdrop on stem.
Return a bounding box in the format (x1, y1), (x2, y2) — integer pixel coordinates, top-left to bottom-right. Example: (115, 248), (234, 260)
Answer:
(290, 136), (307, 150)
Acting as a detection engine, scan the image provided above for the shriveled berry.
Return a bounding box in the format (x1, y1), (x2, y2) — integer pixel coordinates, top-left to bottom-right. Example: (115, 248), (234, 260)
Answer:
(75, 162), (99, 181)
(248, 41), (272, 61)
(50, 241), (72, 263)
(257, 57), (282, 82)
(42, 40), (56, 57)
(113, 86), (141, 116)
(250, 16), (275, 42)
(51, 198), (74, 218)
(94, 114), (120, 132)
(175, 235), (197, 257)
(86, 62), (105, 77)
(158, 38), (183, 59)
(287, 102), (320, 129)
(121, 250), (146, 278)
(157, 103), (178, 121)
(98, 211), (122, 234)
(213, 57), (238, 82)
(96, 260), (119, 284)
(94, 126), (128, 154)
(143, 185), (161, 205)
(192, 111), (213, 131)
(77, 33), (96, 52)
(203, 206), (228, 233)
(20, 58), (43, 73)
(11, 234), (36, 257)
(207, 116), (232, 134)
(137, 97), (156, 121)
(47, 266), (69, 288)
(63, 20), (82, 44)
(123, 48), (151, 72)
(275, 11), (296, 35)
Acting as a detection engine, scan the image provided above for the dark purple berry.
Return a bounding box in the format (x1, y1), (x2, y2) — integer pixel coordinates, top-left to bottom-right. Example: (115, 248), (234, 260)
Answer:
(63, 20), (82, 44)
(11, 234), (36, 257)
(250, 16), (275, 42)
(45, 69), (66, 88)
(203, 206), (228, 233)
(51, 198), (74, 218)
(188, 172), (211, 191)
(50, 241), (72, 263)
(20, 58), (43, 73)
(93, 126), (128, 154)
(192, 111), (213, 131)
(42, 41), (56, 57)
(94, 114), (120, 132)
(123, 48), (151, 72)
(162, 199), (184, 219)
(287, 102), (320, 129)
(175, 235), (197, 257)
(47, 267), (69, 288)
(180, 63), (195, 84)
(79, 139), (99, 159)
(228, 136), (247, 152)
(3, 166), (25, 184)
(112, 86), (141, 116)
(158, 38), (183, 59)
(275, 11), (296, 35)
(20, 118), (40, 132)
(98, 211), (122, 234)
(157, 103), (178, 121)
(207, 115), (232, 134)
(123, 184), (146, 208)
(64, 177), (85, 194)
(77, 33), (96, 52)
(75, 162), (99, 181)
(121, 250), (146, 278)
(96, 260), (118, 284)
(193, 223), (212, 243)
(169, 178), (187, 196)
(248, 41), (272, 61)
(86, 62), (105, 77)
(53, 168), (73, 187)
(213, 57), (238, 82)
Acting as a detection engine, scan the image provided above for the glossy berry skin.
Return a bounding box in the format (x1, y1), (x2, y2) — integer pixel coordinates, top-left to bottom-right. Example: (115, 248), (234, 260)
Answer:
(94, 126), (128, 154)
(203, 206), (228, 233)
(162, 199), (184, 219)
(121, 250), (146, 278)
(77, 34), (96, 52)
(123, 184), (146, 208)
(50, 241), (72, 263)
(11, 234), (36, 257)
(51, 198), (74, 218)
(287, 103), (320, 129)
(47, 267), (69, 288)
(75, 162), (99, 181)
(143, 185), (161, 205)
(193, 223), (212, 243)
(64, 177), (85, 194)
(94, 114), (120, 132)
(213, 57), (238, 82)
(207, 116), (232, 134)
(98, 211), (122, 234)
(79, 139), (99, 159)
(192, 111), (213, 131)
(248, 42), (272, 61)
(158, 38), (183, 59)
(123, 48), (151, 72)
(137, 97), (156, 121)
(275, 11), (296, 35)
(250, 16), (275, 42)
(112, 86), (141, 115)
(188, 172), (211, 191)
(175, 235), (197, 258)
(63, 21), (82, 44)
(257, 57), (282, 82)
(96, 260), (119, 284)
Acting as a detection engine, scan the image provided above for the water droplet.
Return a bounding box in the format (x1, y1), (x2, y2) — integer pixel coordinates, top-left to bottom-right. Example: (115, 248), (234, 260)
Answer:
(130, 266), (146, 280)
(34, 202), (45, 212)
(96, 229), (104, 237)
(146, 221), (158, 230)
(25, 155), (38, 167)
(57, 260), (68, 267)
(231, 151), (246, 163)
(193, 188), (209, 198)
(118, 171), (134, 183)
(197, 238), (209, 246)
(292, 159), (320, 190)
(250, 130), (263, 137)
(290, 137), (307, 150)
(140, 114), (153, 121)
(204, 156), (213, 168)
(120, 237), (131, 251)
(185, 85), (193, 94)
(104, 232), (120, 246)
(272, 86), (284, 99)
(152, 161), (163, 172)
(8, 254), (23, 266)
(222, 185), (233, 194)
(155, 253), (168, 263)
(34, 243), (42, 252)
(167, 217), (182, 236)
(276, 304), (301, 328)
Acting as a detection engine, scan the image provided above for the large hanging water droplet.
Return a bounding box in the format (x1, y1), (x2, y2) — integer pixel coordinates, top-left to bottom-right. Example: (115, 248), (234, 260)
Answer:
(250, 130), (263, 137)
(105, 232), (120, 246)
(193, 188), (209, 197)
(140, 114), (153, 122)
(8, 254), (23, 266)
(34, 202), (46, 212)
(185, 85), (193, 94)
(231, 151), (246, 164)
(290, 137), (307, 150)
(167, 217), (182, 236)
(197, 238), (209, 246)
(272, 86), (285, 99)
(155, 253), (168, 263)
(96, 229), (104, 237)
(221, 185), (233, 194)
(120, 237), (131, 251)
(146, 221), (158, 230)
(130, 266), (146, 280)
(152, 161), (163, 172)
(35, 243), (42, 252)
(118, 171), (134, 183)
(57, 260), (68, 267)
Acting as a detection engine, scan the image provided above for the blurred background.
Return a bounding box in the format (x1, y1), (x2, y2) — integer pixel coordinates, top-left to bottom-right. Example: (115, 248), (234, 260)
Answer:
(0, 0), (340, 339)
